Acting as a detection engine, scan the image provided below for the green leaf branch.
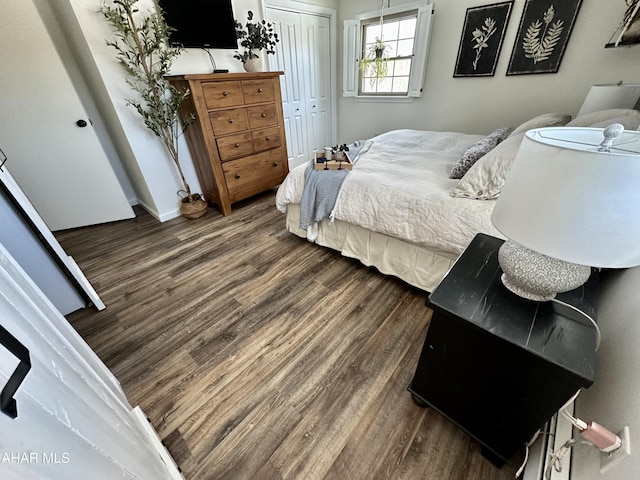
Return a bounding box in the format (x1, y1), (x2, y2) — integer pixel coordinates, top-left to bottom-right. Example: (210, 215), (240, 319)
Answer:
(101, 0), (196, 199)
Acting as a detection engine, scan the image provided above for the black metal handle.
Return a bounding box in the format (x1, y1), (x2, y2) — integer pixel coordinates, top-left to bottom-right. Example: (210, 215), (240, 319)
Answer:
(0, 148), (7, 171)
(0, 325), (31, 419)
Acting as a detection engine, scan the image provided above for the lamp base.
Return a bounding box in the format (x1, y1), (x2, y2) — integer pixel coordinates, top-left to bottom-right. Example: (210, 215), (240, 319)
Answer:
(498, 240), (591, 301)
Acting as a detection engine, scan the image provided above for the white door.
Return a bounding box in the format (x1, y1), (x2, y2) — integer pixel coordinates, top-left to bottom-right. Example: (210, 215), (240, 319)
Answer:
(267, 7), (334, 170)
(269, 9), (310, 169)
(0, 0), (134, 231)
(301, 14), (332, 155)
(0, 244), (181, 480)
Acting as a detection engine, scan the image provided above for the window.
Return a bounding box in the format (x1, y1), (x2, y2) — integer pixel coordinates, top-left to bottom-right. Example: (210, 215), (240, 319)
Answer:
(360, 12), (417, 95)
(343, 1), (434, 99)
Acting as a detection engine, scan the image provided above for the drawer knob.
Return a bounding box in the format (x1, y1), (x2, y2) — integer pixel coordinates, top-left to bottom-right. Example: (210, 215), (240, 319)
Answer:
(258, 88), (263, 93)
(228, 119), (234, 124)
(234, 143), (240, 148)
(235, 173), (241, 179)
(266, 136), (271, 141)
(272, 162), (278, 167)
(222, 91), (228, 96)
(261, 113), (267, 118)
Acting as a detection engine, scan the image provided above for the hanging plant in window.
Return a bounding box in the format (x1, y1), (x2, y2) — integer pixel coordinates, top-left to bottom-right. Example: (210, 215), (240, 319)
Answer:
(359, 0), (391, 83)
(359, 37), (390, 80)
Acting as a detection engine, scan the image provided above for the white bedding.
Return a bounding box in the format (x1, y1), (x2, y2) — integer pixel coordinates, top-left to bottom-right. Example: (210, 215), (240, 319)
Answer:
(276, 129), (503, 257)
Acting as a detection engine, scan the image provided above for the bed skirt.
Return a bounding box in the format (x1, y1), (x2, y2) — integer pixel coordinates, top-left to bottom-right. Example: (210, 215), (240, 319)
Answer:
(284, 204), (459, 293)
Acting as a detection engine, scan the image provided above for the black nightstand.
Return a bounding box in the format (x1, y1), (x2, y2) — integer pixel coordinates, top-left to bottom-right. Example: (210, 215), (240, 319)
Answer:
(408, 234), (598, 466)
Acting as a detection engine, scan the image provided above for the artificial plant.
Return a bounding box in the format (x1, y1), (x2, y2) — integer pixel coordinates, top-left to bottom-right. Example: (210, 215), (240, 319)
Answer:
(101, 0), (202, 210)
(234, 10), (279, 64)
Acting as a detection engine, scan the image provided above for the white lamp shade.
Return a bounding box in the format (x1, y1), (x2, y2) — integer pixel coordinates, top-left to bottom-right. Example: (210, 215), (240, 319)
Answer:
(577, 83), (640, 117)
(491, 127), (640, 268)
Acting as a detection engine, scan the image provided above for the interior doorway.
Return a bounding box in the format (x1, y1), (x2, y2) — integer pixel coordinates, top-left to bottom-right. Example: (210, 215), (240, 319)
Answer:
(0, 0), (134, 232)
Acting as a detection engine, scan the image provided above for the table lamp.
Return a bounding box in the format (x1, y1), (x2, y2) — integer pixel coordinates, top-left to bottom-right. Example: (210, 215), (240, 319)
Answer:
(491, 125), (640, 301)
(577, 82), (640, 117)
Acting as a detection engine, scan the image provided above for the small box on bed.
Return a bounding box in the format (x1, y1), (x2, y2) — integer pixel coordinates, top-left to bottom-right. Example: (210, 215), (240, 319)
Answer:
(313, 151), (352, 171)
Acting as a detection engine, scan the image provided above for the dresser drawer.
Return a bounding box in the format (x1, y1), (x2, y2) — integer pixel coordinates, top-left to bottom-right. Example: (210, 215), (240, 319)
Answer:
(209, 108), (249, 135)
(217, 132), (254, 161)
(241, 79), (276, 104)
(223, 148), (287, 202)
(203, 81), (243, 109)
(252, 127), (281, 152)
(246, 104), (278, 129)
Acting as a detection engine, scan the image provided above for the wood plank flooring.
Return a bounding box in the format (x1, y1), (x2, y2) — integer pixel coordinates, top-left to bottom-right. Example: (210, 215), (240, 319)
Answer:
(58, 192), (522, 480)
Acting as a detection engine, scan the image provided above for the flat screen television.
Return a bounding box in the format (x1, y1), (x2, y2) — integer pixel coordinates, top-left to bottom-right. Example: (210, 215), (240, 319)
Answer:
(157, 0), (238, 49)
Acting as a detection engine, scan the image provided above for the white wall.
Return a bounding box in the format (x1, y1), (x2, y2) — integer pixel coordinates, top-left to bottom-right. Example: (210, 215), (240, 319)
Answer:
(51, 0), (341, 221)
(337, 0), (640, 142)
(571, 267), (640, 480)
(44, 0), (263, 221)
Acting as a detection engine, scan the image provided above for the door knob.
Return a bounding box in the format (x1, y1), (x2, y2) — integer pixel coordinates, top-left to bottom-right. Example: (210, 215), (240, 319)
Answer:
(76, 119), (88, 128)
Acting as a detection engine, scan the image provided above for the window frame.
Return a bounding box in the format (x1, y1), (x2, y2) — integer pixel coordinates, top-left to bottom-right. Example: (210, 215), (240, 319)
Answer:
(359, 11), (419, 96)
(343, 1), (434, 100)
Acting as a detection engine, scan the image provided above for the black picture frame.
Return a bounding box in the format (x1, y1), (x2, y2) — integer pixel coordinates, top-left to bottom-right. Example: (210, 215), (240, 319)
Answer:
(606, 0), (640, 48)
(454, 2), (514, 77)
(506, 0), (583, 75)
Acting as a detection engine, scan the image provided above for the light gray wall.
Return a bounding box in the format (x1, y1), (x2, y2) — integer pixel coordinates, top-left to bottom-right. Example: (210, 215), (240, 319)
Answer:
(0, 190), (85, 315)
(571, 267), (640, 479)
(336, 0), (640, 142)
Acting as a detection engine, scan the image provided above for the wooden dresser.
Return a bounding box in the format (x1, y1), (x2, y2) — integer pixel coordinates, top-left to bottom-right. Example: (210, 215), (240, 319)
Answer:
(167, 72), (289, 216)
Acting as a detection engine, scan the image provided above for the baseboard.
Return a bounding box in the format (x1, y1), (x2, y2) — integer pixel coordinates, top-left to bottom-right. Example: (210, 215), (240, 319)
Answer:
(131, 406), (184, 480)
(136, 198), (181, 223)
(524, 408), (574, 480)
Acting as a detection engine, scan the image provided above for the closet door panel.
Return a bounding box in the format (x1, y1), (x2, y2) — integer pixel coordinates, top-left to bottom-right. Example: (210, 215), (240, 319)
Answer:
(268, 9), (309, 169)
(302, 14), (332, 155)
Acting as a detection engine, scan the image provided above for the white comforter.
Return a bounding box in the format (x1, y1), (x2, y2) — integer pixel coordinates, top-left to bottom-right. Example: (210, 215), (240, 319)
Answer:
(276, 129), (503, 255)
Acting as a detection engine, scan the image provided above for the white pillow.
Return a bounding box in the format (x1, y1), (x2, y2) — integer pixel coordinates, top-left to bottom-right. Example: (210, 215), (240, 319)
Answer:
(451, 132), (525, 200)
(451, 113), (571, 200)
(510, 112), (572, 136)
(566, 108), (640, 127)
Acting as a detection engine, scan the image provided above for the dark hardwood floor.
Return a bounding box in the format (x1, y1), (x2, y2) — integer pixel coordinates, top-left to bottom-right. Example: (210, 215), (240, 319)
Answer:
(57, 192), (522, 480)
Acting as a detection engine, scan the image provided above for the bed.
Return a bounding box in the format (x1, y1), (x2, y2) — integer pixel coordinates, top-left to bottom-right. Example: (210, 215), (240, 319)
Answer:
(275, 109), (640, 292)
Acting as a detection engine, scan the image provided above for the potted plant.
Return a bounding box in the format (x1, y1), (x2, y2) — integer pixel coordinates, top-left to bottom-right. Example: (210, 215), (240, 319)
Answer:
(331, 144), (350, 161)
(101, 0), (207, 219)
(234, 11), (279, 72)
(359, 37), (390, 81)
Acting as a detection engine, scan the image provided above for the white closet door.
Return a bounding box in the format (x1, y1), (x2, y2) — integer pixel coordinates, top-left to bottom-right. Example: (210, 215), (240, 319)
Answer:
(301, 14), (332, 155)
(0, 244), (180, 479)
(269, 9), (310, 169)
(267, 7), (333, 170)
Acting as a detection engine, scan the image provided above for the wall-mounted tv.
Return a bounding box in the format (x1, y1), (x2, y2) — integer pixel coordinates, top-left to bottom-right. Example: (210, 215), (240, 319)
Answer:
(157, 0), (238, 49)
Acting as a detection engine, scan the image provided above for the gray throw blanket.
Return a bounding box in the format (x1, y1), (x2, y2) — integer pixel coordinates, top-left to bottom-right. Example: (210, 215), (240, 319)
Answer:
(298, 139), (369, 230)
(299, 164), (349, 229)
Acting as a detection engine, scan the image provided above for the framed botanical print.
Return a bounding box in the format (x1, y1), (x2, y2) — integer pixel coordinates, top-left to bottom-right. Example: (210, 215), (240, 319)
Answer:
(606, 0), (640, 47)
(507, 0), (583, 75)
(454, 2), (514, 77)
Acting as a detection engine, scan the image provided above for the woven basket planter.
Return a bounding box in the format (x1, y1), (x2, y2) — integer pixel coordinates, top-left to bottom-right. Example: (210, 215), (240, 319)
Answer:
(179, 193), (208, 219)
